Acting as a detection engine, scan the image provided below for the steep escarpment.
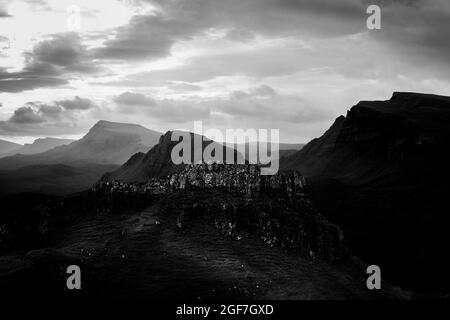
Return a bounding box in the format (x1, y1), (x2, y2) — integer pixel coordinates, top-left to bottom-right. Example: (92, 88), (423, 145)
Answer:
(282, 92), (450, 294)
(284, 92), (450, 185)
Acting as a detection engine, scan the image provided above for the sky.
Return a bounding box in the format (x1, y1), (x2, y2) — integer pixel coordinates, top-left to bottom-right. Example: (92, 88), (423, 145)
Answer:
(1, 0), (450, 144)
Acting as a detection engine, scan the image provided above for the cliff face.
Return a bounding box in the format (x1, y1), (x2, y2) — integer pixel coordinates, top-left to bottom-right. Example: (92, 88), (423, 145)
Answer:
(94, 164), (345, 261)
(281, 92), (450, 294)
(283, 92), (450, 186)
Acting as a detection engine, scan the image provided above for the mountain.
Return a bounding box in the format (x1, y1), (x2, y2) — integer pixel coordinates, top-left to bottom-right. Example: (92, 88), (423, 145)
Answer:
(102, 131), (244, 183)
(3, 137), (74, 157)
(0, 139), (21, 157)
(0, 121), (162, 170)
(281, 92), (450, 294)
(238, 142), (304, 163)
(283, 92), (450, 184)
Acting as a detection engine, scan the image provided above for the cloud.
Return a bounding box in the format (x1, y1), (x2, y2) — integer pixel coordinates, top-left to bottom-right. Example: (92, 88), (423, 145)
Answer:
(9, 106), (45, 124)
(92, 0), (367, 64)
(215, 85), (329, 124)
(113, 85), (328, 125)
(57, 96), (96, 110)
(0, 96), (96, 135)
(93, 14), (206, 61)
(0, 5), (11, 18)
(365, 0), (450, 76)
(114, 91), (210, 122)
(0, 33), (103, 93)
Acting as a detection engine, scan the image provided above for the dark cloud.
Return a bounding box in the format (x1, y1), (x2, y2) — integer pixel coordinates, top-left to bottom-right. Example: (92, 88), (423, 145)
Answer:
(24, 33), (101, 74)
(9, 106), (45, 124)
(0, 33), (103, 93)
(93, 0), (366, 63)
(0, 77), (69, 93)
(366, 0), (450, 75)
(93, 14), (204, 61)
(0, 97), (96, 135)
(57, 96), (96, 110)
(93, 0), (450, 83)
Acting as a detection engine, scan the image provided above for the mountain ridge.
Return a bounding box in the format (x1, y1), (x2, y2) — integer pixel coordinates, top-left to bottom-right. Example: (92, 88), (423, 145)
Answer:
(0, 120), (162, 170)
(281, 91), (450, 294)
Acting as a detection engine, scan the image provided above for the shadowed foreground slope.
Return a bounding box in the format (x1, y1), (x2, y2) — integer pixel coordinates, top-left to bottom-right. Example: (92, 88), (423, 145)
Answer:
(0, 164), (411, 299)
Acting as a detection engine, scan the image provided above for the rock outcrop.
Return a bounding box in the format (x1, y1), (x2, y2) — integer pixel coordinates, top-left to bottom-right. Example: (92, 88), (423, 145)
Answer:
(93, 164), (345, 261)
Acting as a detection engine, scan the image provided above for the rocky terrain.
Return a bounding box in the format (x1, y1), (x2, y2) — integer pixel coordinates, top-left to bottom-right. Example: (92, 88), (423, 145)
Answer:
(282, 92), (450, 294)
(0, 164), (410, 299)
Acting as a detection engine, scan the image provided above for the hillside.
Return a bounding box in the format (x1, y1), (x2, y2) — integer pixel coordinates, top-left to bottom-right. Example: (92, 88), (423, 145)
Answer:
(101, 131), (244, 183)
(281, 92), (450, 294)
(0, 164), (411, 299)
(0, 163), (119, 196)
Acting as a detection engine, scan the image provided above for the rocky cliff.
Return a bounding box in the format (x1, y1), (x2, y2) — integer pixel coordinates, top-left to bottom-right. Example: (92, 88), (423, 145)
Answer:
(281, 92), (450, 294)
(93, 164), (345, 261)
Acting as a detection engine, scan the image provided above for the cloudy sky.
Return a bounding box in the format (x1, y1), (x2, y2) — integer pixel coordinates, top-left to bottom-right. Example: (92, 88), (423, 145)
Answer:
(1, 0), (450, 144)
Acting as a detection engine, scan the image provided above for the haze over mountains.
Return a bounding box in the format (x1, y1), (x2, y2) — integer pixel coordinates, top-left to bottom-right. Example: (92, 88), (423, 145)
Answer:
(281, 92), (450, 293)
(0, 138), (74, 157)
(0, 121), (162, 170)
(0, 139), (22, 157)
(0, 119), (301, 195)
(0, 121), (162, 195)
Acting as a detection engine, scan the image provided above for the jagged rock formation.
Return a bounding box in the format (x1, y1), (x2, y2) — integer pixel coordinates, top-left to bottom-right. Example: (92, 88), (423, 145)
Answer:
(94, 164), (345, 261)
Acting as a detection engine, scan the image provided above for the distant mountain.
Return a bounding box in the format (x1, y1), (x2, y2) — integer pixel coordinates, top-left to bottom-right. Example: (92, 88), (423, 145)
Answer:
(102, 131), (244, 183)
(281, 92), (450, 294)
(0, 139), (21, 157)
(238, 142), (304, 163)
(0, 121), (162, 170)
(3, 137), (74, 157)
